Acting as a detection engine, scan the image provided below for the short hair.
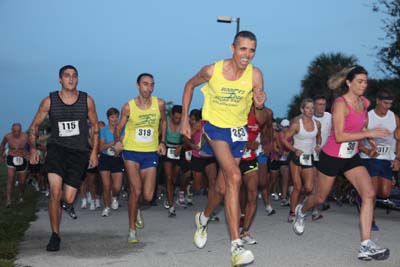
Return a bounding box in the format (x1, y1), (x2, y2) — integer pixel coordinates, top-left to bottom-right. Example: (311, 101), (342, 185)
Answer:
(171, 105), (182, 115)
(189, 109), (202, 121)
(313, 95), (327, 102)
(136, 73), (154, 84)
(12, 122), (22, 130)
(106, 107), (120, 118)
(376, 88), (394, 99)
(59, 65), (78, 78)
(300, 98), (314, 110)
(233, 31), (257, 47)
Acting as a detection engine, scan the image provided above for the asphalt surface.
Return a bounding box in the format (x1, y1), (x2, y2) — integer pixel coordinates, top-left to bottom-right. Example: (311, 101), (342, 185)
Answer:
(15, 194), (400, 267)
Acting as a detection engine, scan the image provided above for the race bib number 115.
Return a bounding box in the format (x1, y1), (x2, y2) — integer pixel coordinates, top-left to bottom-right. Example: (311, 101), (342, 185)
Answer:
(58, 120), (80, 137)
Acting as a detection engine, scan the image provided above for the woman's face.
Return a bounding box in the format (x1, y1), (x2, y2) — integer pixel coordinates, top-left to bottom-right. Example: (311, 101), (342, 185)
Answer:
(189, 115), (199, 127)
(347, 73), (368, 96)
(301, 102), (314, 118)
(108, 114), (119, 126)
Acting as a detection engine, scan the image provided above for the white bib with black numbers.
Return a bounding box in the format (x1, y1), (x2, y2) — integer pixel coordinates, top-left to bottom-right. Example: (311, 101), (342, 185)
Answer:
(58, 120), (80, 137)
(242, 148), (252, 159)
(231, 127), (248, 142)
(13, 156), (24, 166)
(376, 145), (391, 160)
(185, 151), (192, 161)
(106, 147), (115, 156)
(135, 128), (154, 143)
(167, 147), (180, 160)
(338, 141), (357, 158)
(299, 153), (312, 166)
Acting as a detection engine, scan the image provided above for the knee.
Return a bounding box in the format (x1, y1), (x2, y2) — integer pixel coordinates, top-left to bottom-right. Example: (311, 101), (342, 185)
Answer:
(226, 171), (242, 190)
(216, 184), (226, 196)
(303, 185), (313, 195)
(143, 191), (154, 202)
(361, 188), (375, 201)
(247, 190), (258, 203)
(50, 189), (62, 201)
(315, 194), (327, 205)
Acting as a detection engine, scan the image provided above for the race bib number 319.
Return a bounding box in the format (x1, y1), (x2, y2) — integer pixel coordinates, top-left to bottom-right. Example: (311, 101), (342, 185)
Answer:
(58, 120), (80, 137)
(135, 128), (154, 143)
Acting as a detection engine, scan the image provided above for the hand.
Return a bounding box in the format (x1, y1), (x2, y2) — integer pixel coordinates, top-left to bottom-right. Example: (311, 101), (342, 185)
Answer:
(392, 159), (400, 172)
(114, 141), (123, 155)
(314, 145), (321, 154)
(174, 146), (182, 157)
(253, 88), (266, 109)
(88, 151), (98, 168)
(158, 143), (166, 156)
(180, 120), (191, 140)
(29, 148), (39, 165)
(368, 127), (390, 138)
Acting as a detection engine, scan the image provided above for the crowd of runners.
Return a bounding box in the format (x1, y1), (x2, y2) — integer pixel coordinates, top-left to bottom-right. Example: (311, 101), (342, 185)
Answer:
(1, 30), (399, 266)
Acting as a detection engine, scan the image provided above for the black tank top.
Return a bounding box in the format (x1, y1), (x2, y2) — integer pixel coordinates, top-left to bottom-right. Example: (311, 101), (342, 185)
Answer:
(47, 91), (89, 151)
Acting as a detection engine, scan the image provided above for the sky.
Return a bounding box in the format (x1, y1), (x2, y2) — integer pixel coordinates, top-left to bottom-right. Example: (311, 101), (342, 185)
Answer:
(0, 0), (387, 137)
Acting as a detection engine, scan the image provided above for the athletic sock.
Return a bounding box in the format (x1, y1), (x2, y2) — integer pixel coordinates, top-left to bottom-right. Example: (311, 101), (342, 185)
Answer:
(200, 211), (209, 226)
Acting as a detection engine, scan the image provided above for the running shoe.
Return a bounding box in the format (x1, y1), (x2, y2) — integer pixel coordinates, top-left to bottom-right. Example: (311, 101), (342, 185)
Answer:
(176, 191), (187, 208)
(194, 212), (208, 249)
(95, 198), (101, 209)
(240, 233), (257, 245)
(135, 209), (144, 229)
(293, 204), (305, 235)
(89, 200), (96, 211)
(163, 199), (170, 209)
(311, 209), (323, 221)
(186, 183), (193, 205)
(111, 198), (119, 210)
(61, 201), (78, 220)
(271, 193), (279, 201)
(321, 202), (330, 211)
(231, 243), (255, 267)
(46, 232), (61, 251)
(280, 198), (290, 206)
(265, 205), (276, 216)
(358, 240), (390, 261)
(81, 198), (87, 209)
(168, 206), (176, 217)
(127, 229), (139, 244)
(287, 211), (295, 223)
(210, 212), (219, 222)
(101, 207), (110, 217)
(371, 221), (379, 231)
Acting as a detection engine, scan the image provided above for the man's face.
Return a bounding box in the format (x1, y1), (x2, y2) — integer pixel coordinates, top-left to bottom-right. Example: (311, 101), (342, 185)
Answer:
(314, 99), (326, 116)
(376, 98), (393, 113)
(12, 125), (21, 138)
(137, 76), (154, 99)
(59, 68), (78, 91)
(231, 37), (256, 70)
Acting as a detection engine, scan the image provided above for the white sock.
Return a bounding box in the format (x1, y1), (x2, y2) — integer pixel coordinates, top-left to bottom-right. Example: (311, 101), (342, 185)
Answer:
(361, 239), (371, 246)
(265, 204), (272, 211)
(231, 239), (242, 252)
(200, 211), (209, 226)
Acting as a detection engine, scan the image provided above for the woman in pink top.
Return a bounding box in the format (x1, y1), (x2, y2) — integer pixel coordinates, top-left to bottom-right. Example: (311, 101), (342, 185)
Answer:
(292, 66), (391, 261)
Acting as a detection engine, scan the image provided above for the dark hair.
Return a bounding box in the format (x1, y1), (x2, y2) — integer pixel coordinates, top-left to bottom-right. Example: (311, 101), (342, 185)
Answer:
(328, 65), (367, 93)
(313, 95), (327, 102)
(136, 73), (154, 84)
(171, 105), (182, 115)
(106, 107), (120, 118)
(59, 65), (78, 78)
(376, 88), (394, 98)
(345, 65), (368, 83)
(189, 109), (202, 121)
(233, 31), (257, 47)
(12, 122), (22, 129)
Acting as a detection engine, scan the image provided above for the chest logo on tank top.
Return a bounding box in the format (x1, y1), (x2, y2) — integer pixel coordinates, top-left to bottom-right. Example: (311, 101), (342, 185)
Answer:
(58, 120), (80, 137)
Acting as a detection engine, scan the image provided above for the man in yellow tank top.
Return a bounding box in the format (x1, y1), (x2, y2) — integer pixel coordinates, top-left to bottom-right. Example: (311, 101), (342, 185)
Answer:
(114, 73), (167, 244)
(181, 31), (267, 267)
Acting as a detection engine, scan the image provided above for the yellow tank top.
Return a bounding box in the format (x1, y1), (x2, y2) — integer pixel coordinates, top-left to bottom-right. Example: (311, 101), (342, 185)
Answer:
(201, 60), (253, 128)
(123, 96), (160, 152)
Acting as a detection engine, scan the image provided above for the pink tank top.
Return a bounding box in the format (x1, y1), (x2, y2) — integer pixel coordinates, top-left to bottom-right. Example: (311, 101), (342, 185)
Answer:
(322, 96), (368, 158)
(191, 121), (204, 158)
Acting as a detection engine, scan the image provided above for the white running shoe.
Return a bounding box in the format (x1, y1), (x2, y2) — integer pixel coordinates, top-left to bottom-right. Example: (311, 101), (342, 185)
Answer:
(89, 200), (96, 211)
(127, 229), (139, 244)
(240, 233), (257, 245)
(81, 198), (87, 209)
(231, 243), (255, 267)
(135, 209), (144, 229)
(358, 240), (390, 261)
(293, 204), (305, 235)
(101, 207), (110, 217)
(95, 198), (101, 209)
(193, 212), (208, 249)
(111, 198), (119, 210)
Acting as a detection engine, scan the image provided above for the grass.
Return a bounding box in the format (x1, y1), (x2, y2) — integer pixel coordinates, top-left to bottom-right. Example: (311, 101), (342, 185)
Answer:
(0, 163), (40, 267)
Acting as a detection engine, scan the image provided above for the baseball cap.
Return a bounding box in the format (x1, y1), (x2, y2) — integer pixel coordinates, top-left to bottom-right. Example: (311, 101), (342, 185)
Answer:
(280, 119), (290, 127)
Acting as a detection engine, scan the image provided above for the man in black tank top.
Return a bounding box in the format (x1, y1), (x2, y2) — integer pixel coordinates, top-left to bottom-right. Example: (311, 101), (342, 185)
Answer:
(28, 65), (99, 252)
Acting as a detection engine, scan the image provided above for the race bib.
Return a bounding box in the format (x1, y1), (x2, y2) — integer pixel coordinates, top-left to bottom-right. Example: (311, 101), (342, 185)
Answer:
(377, 145), (391, 160)
(58, 120), (79, 137)
(338, 141), (357, 158)
(242, 148), (252, 159)
(280, 153), (288, 161)
(106, 147), (115, 156)
(299, 153), (312, 166)
(13, 156), (24, 166)
(167, 148), (180, 160)
(231, 127), (248, 142)
(185, 150), (192, 161)
(135, 128), (154, 143)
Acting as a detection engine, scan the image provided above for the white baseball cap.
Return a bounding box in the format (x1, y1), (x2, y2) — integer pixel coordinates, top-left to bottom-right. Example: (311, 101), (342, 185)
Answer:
(280, 119), (290, 127)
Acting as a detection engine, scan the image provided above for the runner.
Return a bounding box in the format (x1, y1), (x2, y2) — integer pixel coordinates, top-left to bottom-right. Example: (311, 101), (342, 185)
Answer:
(181, 31), (267, 267)
(311, 95), (332, 220)
(359, 88), (400, 230)
(29, 65), (99, 251)
(278, 119), (292, 208)
(0, 123), (29, 206)
(292, 65), (391, 261)
(114, 73), (166, 243)
(281, 98), (321, 223)
(99, 108), (125, 217)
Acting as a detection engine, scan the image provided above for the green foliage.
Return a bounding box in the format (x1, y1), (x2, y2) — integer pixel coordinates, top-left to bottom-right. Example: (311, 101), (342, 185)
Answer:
(373, 0), (400, 77)
(0, 164), (39, 265)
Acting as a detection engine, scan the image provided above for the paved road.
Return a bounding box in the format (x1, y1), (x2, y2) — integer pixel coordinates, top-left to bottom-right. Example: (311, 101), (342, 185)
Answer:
(15, 195), (400, 267)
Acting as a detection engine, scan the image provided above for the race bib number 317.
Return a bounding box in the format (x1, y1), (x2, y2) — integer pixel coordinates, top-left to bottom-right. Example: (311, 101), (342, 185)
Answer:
(58, 120), (80, 137)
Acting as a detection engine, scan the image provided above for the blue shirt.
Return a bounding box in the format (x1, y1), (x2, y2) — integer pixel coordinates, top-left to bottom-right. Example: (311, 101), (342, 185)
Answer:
(100, 125), (125, 155)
